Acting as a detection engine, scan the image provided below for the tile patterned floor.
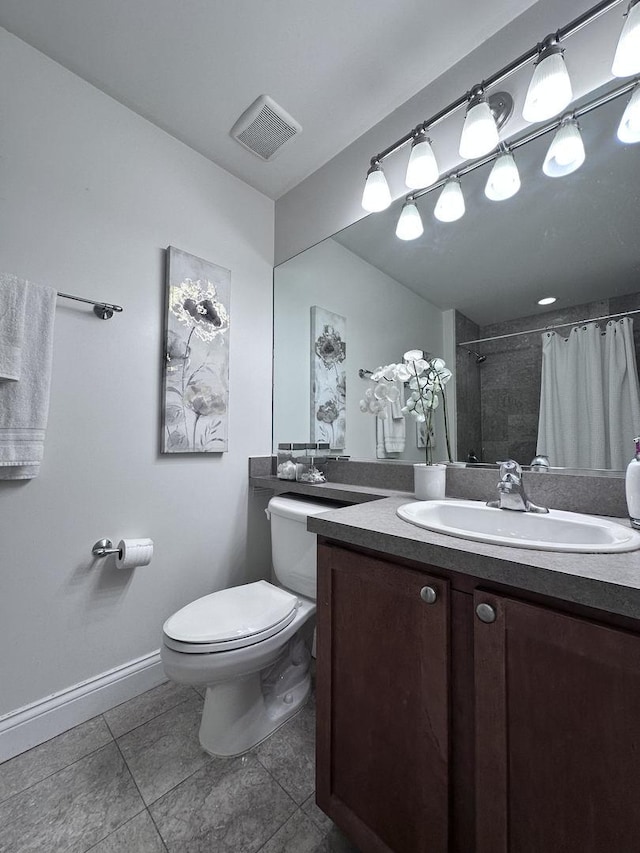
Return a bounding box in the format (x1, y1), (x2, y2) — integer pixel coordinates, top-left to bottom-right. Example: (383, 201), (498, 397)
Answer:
(0, 682), (359, 853)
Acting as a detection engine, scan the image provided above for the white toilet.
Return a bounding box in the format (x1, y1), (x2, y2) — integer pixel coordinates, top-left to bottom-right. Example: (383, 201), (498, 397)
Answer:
(161, 494), (332, 757)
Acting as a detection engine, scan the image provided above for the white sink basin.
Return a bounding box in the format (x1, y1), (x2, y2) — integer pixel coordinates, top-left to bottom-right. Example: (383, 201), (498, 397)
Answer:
(396, 499), (640, 553)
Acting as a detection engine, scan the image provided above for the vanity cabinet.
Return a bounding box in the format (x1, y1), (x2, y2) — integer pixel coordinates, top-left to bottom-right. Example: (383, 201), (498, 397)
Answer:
(315, 543), (451, 853)
(316, 542), (640, 853)
(474, 590), (640, 853)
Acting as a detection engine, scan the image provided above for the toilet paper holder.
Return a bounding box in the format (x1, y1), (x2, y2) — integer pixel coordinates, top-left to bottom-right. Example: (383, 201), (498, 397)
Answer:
(92, 538), (122, 558)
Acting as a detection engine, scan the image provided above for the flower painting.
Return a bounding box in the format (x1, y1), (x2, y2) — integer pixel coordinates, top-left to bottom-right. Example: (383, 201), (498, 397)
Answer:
(162, 247), (230, 453)
(311, 306), (346, 449)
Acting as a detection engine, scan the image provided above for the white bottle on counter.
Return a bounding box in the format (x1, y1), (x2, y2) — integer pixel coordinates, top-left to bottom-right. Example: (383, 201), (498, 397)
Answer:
(625, 436), (640, 529)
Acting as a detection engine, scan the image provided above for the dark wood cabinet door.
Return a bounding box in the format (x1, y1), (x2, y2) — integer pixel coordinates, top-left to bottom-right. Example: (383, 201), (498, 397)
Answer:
(316, 543), (450, 853)
(474, 591), (640, 853)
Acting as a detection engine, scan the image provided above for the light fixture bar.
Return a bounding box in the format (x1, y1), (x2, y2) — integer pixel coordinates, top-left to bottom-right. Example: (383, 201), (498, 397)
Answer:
(368, 0), (625, 166)
(406, 76), (637, 205)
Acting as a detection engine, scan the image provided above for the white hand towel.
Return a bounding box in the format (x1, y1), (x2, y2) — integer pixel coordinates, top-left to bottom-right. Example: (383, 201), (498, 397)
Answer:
(382, 409), (406, 454)
(385, 379), (406, 453)
(376, 381), (406, 456)
(0, 280), (57, 479)
(0, 274), (27, 380)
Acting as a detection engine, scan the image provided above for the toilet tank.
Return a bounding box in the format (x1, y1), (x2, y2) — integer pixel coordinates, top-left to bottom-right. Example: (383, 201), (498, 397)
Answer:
(267, 495), (335, 600)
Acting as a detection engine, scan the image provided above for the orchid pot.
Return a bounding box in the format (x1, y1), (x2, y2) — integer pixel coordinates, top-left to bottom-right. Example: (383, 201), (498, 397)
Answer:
(413, 462), (447, 500)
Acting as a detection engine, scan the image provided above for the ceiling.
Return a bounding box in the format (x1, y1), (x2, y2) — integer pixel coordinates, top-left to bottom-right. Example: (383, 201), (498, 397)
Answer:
(333, 85), (640, 327)
(0, 0), (539, 199)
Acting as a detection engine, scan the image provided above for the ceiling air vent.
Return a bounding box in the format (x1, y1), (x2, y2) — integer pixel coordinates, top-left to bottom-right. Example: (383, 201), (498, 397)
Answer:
(230, 95), (302, 161)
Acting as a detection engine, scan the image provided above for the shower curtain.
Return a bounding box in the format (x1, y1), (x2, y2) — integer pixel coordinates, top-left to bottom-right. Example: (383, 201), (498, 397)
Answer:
(537, 318), (640, 470)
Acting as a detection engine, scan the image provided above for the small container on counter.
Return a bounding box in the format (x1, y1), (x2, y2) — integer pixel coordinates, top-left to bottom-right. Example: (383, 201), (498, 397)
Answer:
(312, 443), (331, 475)
(276, 443), (297, 480)
(295, 443), (327, 484)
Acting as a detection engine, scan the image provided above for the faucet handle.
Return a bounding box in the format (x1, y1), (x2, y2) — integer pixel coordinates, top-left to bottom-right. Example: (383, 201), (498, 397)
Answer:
(497, 459), (522, 478)
(530, 454), (550, 472)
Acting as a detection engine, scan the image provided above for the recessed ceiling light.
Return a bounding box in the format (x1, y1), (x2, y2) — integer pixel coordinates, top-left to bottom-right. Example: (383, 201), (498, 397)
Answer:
(538, 296), (557, 306)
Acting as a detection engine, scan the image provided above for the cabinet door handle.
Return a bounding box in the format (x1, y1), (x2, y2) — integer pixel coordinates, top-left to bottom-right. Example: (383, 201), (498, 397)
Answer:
(420, 585), (438, 604)
(476, 603), (497, 623)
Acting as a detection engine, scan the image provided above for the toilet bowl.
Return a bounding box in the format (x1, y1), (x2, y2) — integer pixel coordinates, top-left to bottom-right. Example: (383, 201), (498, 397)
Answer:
(161, 495), (333, 757)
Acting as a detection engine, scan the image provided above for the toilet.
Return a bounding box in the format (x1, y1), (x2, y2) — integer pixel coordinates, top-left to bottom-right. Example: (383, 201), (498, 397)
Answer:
(161, 494), (332, 757)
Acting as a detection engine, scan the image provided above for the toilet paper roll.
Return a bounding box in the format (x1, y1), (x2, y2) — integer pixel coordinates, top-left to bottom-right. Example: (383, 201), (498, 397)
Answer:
(115, 538), (153, 569)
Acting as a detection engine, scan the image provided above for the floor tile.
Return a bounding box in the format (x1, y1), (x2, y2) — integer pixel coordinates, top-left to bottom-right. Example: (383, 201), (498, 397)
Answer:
(86, 811), (166, 853)
(254, 698), (315, 804)
(104, 681), (197, 738)
(301, 794), (334, 833)
(117, 694), (209, 805)
(0, 742), (143, 853)
(150, 753), (297, 853)
(257, 809), (324, 853)
(0, 716), (112, 804)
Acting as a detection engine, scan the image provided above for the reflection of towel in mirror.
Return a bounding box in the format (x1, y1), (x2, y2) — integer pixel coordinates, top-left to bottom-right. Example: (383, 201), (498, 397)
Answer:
(0, 280), (57, 479)
(376, 380), (406, 456)
(0, 273), (27, 380)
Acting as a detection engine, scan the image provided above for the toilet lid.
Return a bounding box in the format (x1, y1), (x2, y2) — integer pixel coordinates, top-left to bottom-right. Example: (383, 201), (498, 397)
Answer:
(163, 580), (299, 653)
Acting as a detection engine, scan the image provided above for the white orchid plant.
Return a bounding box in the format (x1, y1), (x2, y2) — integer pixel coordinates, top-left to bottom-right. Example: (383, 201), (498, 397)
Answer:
(359, 349), (452, 465)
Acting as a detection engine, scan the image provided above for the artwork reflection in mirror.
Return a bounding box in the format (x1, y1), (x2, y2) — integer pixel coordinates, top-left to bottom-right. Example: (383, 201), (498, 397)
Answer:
(273, 84), (640, 472)
(311, 306), (346, 449)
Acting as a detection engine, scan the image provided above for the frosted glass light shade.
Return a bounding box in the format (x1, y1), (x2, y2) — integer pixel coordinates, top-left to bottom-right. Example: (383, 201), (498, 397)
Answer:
(618, 86), (640, 143)
(485, 151), (521, 201)
(543, 120), (585, 177)
(459, 98), (500, 159)
(612, 0), (640, 77)
(434, 179), (465, 222)
(523, 48), (573, 123)
(405, 135), (439, 189)
(395, 200), (424, 241)
(362, 162), (392, 212)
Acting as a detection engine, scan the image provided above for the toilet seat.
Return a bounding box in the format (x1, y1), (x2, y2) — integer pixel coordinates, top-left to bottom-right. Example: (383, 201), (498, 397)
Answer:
(163, 580), (300, 654)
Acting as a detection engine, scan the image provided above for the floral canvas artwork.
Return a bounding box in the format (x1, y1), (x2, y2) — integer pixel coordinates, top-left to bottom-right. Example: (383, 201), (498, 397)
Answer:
(311, 306), (346, 449)
(162, 247), (230, 453)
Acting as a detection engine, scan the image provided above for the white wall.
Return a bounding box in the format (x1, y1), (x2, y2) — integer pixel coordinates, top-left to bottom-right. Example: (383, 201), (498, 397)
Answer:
(0, 30), (274, 717)
(274, 239), (445, 462)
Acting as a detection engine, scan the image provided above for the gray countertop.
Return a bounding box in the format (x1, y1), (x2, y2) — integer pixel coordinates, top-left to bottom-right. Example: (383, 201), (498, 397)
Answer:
(307, 496), (640, 621)
(250, 474), (411, 503)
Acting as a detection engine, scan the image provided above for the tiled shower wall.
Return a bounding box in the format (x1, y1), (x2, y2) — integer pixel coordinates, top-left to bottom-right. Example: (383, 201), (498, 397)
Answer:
(455, 292), (640, 465)
(455, 312), (482, 462)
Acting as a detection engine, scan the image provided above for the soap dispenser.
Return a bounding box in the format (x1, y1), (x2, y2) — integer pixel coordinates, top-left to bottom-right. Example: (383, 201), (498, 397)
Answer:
(626, 436), (640, 529)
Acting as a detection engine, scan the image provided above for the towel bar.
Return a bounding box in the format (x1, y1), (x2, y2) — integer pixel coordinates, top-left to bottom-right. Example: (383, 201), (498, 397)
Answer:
(58, 292), (123, 320)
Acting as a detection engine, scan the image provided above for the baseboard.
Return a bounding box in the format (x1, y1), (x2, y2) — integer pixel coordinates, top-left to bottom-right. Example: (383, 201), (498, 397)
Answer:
(0, 650), (165, 763)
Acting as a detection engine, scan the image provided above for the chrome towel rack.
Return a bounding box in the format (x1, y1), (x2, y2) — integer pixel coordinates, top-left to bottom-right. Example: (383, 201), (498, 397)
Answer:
(57, 291), (123, 320)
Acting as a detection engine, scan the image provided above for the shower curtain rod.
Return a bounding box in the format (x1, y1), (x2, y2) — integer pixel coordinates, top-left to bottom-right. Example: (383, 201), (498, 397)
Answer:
(458, 308), (640, 348)
(57, 291), (123, 320)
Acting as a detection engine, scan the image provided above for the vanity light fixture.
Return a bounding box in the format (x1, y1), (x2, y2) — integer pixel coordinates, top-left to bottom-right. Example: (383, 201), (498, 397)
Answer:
(538, 296), (557, 306)
(484, 146), (521, 201)
(612, 0), (640, 78)
(523, 35), (573, 123)
(405, 128), (439, 189)
(617, 84), (640, 142)
(543, 117), (585, 177)
(361, 160), (392, 212)
(459, 86), (500, 159)
(360, 1), (638, 242)
(395, 198), (424, 240)
(434, 177), (465, 222)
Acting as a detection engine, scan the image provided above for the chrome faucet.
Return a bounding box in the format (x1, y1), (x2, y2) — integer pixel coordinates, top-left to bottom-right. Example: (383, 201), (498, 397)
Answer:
(487, 460), (549, 513)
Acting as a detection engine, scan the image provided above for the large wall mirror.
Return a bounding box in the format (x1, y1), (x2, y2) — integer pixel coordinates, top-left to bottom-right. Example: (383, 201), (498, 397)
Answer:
(273, 81), (640, 474)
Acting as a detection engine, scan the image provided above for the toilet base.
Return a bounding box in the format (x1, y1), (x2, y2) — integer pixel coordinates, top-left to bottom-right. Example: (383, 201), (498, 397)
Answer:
(198, 634), (312, 756)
